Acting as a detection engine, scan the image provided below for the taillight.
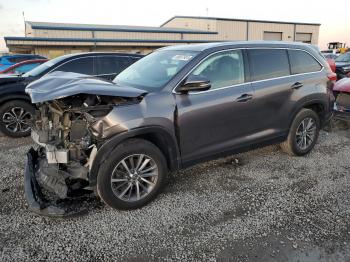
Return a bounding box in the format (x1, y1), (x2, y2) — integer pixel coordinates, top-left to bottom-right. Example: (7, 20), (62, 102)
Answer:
(328, 72), (337, 82)
(326, 58), (336, 73)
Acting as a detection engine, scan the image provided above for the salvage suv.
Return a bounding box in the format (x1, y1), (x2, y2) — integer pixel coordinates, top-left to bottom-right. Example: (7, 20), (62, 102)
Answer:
(25, 41), (334, 216)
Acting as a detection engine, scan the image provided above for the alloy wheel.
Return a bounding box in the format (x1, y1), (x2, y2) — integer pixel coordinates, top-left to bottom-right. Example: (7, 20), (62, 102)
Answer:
(295, 117), (316, 150)
(2, 107), (32, 134)
(110, 154), (159, 202)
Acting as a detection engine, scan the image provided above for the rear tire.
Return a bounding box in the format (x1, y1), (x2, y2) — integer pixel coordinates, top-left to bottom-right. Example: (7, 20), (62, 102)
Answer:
(280, 109), (320, 156)
(97, 138), (168, 210)
(0, 100), (34, 138)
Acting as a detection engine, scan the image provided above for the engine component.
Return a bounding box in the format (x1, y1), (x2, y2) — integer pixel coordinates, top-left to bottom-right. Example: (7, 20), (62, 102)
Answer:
(46, 148), (69, 164)
(67, 162), (88, 180)
(70, 120), (88, 141)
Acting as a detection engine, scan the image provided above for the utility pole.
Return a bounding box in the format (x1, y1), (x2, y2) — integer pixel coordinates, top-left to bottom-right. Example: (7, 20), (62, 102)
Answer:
(22, 11), (26, 36)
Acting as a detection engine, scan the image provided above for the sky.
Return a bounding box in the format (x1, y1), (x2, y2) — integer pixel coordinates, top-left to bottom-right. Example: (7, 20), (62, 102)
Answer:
(0, 0), (349, 51)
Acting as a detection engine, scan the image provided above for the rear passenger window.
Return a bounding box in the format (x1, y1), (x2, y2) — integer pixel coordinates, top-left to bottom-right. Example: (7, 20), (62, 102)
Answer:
(95, 56), (132, 75)
(55, 57), (94, 75)
(288, 50), (322, 74)
(248, 49), (290, 81)
(191, 50), (245, 90)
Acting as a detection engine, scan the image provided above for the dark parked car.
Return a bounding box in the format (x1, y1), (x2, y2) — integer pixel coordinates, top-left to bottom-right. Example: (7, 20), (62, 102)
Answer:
(0, 59), (48, 75)
(335, 52), (350, 79)
(0, 54), (46, 71)
(0, 52), (143, 137)
(25, 41), (334, 216)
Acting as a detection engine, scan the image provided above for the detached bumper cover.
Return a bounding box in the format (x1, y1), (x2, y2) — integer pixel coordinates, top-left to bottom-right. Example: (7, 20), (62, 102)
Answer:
(24, 148), (66, 217)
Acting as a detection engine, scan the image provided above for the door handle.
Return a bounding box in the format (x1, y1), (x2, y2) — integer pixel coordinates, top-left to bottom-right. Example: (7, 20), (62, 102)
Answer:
(291, 82), (303, 89)
(236, 94), (253, 102)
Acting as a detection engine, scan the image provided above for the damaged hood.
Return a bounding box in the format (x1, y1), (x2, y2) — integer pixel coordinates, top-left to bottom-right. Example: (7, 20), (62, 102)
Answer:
(26, 71), (147, 103)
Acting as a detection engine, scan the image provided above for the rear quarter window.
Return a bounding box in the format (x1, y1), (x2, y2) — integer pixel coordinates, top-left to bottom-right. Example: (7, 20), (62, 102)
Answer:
(248, 49), (290, 81)
(288, 50), (322, 74)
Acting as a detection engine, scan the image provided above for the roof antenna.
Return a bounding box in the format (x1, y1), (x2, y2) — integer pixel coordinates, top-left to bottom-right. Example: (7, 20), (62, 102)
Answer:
(206, 7), (209, 16)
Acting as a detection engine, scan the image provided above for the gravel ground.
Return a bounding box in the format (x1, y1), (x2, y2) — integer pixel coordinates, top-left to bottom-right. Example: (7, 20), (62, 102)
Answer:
(1, 125), (350, 261)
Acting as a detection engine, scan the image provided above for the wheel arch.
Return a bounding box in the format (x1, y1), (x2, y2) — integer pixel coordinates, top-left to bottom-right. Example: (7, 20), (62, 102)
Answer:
(290, 98), (329, 128)
(0, 94), (32, 106)
(89, 126), (181, 186)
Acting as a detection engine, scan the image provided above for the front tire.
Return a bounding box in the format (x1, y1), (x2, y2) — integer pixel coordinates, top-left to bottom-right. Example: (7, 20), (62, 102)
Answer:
(0, 100), (34, 138)
(280, 109), (320, 156)
(97, 138), (168, 210)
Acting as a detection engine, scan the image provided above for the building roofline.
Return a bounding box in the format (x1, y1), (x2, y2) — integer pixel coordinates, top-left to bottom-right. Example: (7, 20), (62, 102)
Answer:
(26, 21), (217, 35)
(4, 36), (222, 44)
(160, 15), (321, 27)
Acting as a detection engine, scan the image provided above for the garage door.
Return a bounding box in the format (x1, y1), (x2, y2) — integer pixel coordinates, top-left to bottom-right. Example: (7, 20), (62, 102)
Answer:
(263, 32), (282, 41)
(295, 33), (312, 43)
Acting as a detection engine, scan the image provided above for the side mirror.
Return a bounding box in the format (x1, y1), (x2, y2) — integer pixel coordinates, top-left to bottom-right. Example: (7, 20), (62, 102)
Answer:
(176, 75), (211, 93)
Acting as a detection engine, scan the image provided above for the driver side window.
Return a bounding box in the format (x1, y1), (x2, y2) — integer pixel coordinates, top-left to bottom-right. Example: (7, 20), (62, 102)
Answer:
(191, 50), (245, 90)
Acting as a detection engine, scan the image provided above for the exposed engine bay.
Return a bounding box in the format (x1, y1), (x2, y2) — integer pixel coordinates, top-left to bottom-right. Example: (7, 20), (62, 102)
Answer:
(31, 94), (140, 202)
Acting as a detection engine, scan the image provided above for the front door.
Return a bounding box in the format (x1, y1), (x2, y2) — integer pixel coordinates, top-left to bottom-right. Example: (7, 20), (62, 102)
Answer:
(175, 49), (256, 164)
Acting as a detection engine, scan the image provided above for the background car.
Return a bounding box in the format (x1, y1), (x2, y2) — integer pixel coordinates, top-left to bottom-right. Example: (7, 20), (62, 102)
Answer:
(0, 52), (143, 138)
(0, 59), (48, 75)
(335, 52), (350, 79)
(323, 53), (339, 60)
(0, 54), (46, 71)
(327, 58), (336, 74)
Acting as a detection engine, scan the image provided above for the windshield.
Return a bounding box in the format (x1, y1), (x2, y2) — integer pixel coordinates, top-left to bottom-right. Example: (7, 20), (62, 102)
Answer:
(23, 54), (71, 77)
(335, 53), (350, 63)
(113, 50), (198, 91)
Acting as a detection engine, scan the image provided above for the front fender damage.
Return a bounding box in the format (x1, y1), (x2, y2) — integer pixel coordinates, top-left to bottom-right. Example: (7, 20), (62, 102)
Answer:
(24, 72), (147, 216)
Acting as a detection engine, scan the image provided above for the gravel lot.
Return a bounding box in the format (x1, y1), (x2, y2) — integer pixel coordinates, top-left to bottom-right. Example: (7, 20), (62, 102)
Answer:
(1, 124), (350, 261)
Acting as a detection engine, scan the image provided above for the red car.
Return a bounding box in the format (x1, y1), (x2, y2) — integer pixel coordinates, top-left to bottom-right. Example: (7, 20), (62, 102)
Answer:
(333, 77), (350, 117)
(0, 59), (47, 75)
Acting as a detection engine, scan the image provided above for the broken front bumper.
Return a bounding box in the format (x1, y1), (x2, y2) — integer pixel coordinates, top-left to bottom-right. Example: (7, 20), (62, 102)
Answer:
(333, 103), (350, 121)
(25, 147), (98, 217)
(24, 148), (67, 217)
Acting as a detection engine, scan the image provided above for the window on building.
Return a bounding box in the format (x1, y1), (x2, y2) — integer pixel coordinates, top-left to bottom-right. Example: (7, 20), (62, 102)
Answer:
(288, 50), (322, 74)
(248, 49), (290, 81)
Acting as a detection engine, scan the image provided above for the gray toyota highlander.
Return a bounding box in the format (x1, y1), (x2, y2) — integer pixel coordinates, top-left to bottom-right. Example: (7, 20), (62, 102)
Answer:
(24, 41), (335, 216)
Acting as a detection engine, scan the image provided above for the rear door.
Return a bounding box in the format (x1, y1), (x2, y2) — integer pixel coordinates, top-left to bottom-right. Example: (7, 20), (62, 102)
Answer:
(176, 49), (256, 163)
(248, 48), (294, 135)
(52, 57), (94, 75)
(95, 56), (136, 80)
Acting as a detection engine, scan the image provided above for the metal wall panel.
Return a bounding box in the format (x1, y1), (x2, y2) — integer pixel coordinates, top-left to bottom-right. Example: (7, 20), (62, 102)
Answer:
(162, 17), (217, 32)
(248, 22), (294, 41)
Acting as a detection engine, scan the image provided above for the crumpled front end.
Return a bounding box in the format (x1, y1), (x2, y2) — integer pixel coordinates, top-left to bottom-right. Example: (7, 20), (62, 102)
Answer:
(24, 73), (146, 216)
(333, 78), (350, 120)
